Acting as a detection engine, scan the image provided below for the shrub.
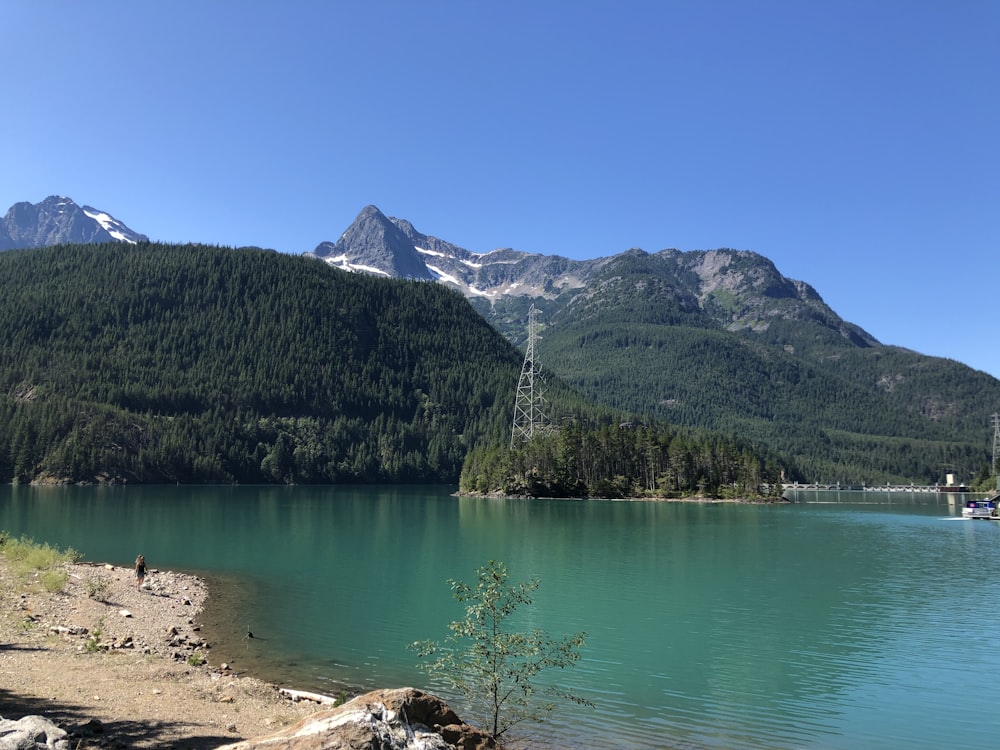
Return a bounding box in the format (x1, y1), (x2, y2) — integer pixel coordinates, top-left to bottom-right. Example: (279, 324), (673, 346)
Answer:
(0, 532), (77, 593)
(86, 575), (111, 601)
(40, 568), (68, 593)
(84, 617), (106, 653)
(411, 560), (592, 742)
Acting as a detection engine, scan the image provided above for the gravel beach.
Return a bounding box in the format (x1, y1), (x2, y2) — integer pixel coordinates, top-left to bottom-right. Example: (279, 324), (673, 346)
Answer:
(0, 558), (323, 749)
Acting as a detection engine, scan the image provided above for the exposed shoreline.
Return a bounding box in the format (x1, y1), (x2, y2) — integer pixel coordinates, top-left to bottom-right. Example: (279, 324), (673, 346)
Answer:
(0, 557), (325, 749)
(193, 569), (360, 700)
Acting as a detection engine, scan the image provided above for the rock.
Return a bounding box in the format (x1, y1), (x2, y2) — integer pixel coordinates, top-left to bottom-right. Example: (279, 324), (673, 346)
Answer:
(48, 626), (87, 637)
(0, 714), (71, 749)
(74, 718), (104, 736)
(118, 610), (132, 618)
(216, 688), (494, 750)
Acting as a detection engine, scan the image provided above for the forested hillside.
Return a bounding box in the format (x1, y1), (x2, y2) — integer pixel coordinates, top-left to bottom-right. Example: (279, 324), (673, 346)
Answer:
(471, 251), (1000, 485)
(0, 243), (531, 484)
(4, 240), (988, 489)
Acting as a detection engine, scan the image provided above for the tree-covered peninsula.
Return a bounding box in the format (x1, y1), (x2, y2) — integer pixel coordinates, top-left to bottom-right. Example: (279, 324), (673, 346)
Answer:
(462, 421), (785, 499)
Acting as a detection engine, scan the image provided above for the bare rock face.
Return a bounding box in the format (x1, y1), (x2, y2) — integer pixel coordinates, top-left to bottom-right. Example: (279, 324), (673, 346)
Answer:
(311, 205), (435, 280)
(218, 688), (495, 750)
(0, 196), (147, 250)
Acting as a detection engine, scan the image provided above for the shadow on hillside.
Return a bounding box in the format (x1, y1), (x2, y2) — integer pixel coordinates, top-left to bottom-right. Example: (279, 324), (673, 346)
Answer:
(0, 687), (238, 749)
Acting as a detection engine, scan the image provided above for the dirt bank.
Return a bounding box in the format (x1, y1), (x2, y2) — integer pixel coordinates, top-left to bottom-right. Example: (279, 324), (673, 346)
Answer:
(0, 558), (323, 749)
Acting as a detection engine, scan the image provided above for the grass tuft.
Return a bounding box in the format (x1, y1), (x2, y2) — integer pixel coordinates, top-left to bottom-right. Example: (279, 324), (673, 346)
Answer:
(0, 531), (80, 593)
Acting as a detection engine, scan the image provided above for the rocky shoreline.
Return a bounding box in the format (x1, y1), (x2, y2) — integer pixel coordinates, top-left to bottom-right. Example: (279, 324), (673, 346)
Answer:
(0, 558), (496, 750)
(0, 558), (328, 748)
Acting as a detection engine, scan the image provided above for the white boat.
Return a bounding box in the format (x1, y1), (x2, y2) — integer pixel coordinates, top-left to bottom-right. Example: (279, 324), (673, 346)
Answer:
(961, 498), (998, 520)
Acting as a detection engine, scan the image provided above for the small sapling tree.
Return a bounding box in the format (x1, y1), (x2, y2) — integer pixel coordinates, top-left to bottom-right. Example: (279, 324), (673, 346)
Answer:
(411, 560), (592, 743)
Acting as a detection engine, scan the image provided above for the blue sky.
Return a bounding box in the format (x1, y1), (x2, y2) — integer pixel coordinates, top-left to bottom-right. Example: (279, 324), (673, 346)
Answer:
(3, 1), (998, 379)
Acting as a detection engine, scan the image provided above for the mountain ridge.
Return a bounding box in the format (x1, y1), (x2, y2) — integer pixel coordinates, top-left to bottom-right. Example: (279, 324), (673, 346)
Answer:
(0, 196), (932, 357)
(3, 196), (996, 483)
(0, 196), (147, 250)
(311, 204), (878, 350)
(311, 205), (999, 483)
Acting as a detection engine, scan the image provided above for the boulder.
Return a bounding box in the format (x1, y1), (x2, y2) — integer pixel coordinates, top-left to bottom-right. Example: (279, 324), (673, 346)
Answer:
(0, 714), (70, 749)
(218, 688), (494, 750)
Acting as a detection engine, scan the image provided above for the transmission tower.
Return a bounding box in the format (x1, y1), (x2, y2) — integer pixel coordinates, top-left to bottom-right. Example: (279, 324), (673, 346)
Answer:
(510, 305), (549, 447)
(992, 412), (1000, 477)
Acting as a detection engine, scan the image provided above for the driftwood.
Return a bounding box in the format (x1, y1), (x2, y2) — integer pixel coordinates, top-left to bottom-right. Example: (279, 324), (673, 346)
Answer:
(279, 687), (337, 705)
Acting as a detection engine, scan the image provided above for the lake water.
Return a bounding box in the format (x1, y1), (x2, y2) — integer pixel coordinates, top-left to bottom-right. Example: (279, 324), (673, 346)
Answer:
(2, 485), (999, 749)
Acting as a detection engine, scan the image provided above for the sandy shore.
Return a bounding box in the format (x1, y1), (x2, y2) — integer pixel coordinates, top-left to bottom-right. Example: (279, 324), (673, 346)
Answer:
(0, 558), (324, 749)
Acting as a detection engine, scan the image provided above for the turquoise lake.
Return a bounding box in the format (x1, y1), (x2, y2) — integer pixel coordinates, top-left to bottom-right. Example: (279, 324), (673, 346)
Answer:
(2, 485), (999, 749)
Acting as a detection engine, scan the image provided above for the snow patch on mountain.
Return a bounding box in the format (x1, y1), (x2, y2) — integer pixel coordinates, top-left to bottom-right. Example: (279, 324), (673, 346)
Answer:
(82, 208), (139, 244)
(319, 254), (392, 277)
(415, 246), (445, 258)
(423, 264), (489, 297)
(424, 263), (458, 284)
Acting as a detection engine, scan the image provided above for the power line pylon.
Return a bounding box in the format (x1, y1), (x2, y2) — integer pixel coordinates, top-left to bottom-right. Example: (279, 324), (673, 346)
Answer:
(992, 412), (1000, 477)
(510, 305), (549, 447)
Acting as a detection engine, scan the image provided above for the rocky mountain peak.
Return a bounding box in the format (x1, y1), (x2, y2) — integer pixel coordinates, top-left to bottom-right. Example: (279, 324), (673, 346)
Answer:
(305, 207), (878, 348)
(0, 196), (148, 250)
(309, 205), (435, 280)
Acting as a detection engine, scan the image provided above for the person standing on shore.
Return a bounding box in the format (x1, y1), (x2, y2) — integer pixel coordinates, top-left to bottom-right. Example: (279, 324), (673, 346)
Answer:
(135, 554), (147, 591)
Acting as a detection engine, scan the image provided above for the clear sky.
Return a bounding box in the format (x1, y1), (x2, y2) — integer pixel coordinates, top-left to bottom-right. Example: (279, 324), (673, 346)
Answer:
(3, 1), (998, 378)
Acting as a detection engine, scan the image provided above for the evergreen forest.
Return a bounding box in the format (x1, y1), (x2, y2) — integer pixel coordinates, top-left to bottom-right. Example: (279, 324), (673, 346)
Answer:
(0, 243), (535, 484)
(461, 421), (785, 499)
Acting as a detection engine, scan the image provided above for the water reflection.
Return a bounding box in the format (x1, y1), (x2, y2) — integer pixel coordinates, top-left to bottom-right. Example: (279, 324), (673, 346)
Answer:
(2, 487), (1000, 749)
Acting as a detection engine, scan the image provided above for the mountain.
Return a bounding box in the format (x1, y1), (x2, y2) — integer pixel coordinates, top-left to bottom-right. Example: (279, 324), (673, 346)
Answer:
(310, 205), (435, 280)
(3, 196), (996, 484)
(312, 206), (1000, 484)
(307, 206), (875, 346)
(0, 196), (148, 250)
(308, 205), (608, 296)
(0, 241), (780, 490)
(0, 242), (535, 485)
